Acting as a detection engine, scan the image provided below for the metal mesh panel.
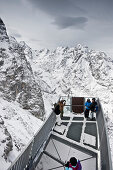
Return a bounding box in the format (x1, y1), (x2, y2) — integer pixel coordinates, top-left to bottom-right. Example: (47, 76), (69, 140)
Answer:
(72, 97), (84, 113)
(72, 106), (84, 113)
(31, 112), (56, 159)
(97, 101), (112, 170)
(72, 97), (84, 105)
(8, 141), (33, 170)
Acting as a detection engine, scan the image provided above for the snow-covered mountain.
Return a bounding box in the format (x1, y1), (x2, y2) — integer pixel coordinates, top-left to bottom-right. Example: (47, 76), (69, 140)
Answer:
(22, 43), (113, 163)
(0, 18), (45, 169)
(0, 17), (113, 169)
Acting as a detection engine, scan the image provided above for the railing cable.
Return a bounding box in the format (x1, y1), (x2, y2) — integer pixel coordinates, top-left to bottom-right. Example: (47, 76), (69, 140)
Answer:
(48, 165), (64, 170)
(66, 146), (71, 163)
(51, 139), (62, 161)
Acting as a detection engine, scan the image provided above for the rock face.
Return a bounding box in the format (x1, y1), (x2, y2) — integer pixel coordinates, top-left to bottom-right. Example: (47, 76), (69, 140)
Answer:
(0, 18), (45, 118)
(0, 18), (9, 42)
(26, 45), (113, 97)
(0, 117), (13, 160)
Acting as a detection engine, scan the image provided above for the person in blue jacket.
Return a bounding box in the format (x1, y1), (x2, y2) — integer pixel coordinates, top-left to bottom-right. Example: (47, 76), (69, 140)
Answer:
(84, 99), (91, 118)
(65, 157), (82, 170)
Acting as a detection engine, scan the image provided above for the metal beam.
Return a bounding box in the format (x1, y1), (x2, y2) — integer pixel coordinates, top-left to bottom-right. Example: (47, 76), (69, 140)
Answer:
(43, 151), (65, 165)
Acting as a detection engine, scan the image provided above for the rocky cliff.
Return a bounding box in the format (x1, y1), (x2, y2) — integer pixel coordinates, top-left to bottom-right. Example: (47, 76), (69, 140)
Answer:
(0, 18), (45, 118)
(0, 18), (45, 169)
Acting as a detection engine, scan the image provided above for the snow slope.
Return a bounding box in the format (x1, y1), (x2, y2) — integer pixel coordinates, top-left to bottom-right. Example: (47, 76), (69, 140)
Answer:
(0, 97), (43, 170)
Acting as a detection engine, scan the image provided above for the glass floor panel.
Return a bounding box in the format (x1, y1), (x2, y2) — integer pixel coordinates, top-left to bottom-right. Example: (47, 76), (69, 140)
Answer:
(35, 137), (97, 170)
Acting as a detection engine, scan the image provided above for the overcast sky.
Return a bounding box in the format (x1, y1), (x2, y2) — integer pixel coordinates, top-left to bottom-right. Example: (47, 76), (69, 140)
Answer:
(0, 0), (113, 57)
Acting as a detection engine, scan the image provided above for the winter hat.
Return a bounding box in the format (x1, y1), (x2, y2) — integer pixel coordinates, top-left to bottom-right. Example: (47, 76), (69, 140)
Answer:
(87, 98), (90, 102)
(70, 157), (77, 166)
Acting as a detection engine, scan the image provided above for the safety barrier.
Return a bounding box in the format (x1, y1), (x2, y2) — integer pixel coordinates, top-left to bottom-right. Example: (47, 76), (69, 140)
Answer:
(7, 111), (56, 170)
(97, 100), (112, 170)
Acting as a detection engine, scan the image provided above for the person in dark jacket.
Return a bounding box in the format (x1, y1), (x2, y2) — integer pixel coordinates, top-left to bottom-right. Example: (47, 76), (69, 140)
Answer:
(54, 100), (66, 125)
(59, 100), (66, 118)
(89, 98), (98, 120)
(90, 98), (98, 112)
(84, 99), (91, 118)
(54, 103), (60, 115)
(65, 157), (82, 170)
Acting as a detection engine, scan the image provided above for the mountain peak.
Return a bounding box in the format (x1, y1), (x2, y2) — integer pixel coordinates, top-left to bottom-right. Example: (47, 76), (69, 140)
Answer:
(0, 18), (4, 25)
(0, 18), (9, 42)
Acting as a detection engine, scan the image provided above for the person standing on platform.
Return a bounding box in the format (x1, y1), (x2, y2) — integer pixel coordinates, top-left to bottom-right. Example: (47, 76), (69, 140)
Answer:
(54, 100), (66, 125)
(65, 157), (82, 170)
(89, 98), (98, 120)
(59, 100), (66, 118)
(84, 99), (91, 118)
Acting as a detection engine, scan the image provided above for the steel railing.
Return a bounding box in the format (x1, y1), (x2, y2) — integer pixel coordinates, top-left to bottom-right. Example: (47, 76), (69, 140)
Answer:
(7, 111), (56, 170)
(97, 100), (112, 170)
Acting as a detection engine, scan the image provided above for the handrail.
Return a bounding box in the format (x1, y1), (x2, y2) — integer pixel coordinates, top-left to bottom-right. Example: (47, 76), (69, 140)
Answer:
(97, 99), (112, 170)
(7, 111), (56, 170)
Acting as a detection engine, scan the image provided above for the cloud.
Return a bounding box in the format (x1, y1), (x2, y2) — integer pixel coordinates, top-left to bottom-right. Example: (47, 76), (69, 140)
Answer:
(30, 38), (41, 42)
(10, 33), (22, 38)
(7, 27), (22, 38)
(26, 0), (88, 29)
(52, 16), (88, 29)
(27, 0), (85, 16)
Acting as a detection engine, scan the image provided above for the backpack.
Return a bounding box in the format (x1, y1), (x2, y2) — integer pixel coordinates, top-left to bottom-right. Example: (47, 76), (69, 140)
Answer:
(69, 163), (79, 170)
(69, 160), (82, 170)
(54, 104), (60, 115)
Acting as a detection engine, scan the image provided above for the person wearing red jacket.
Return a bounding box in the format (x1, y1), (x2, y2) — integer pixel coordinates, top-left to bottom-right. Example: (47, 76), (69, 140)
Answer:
(65, 157), (82, 170)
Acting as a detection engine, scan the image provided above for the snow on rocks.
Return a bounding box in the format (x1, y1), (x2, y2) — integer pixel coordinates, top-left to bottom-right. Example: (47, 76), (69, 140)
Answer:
(0, 18), (45, 118)
(0, 97), (43, 169)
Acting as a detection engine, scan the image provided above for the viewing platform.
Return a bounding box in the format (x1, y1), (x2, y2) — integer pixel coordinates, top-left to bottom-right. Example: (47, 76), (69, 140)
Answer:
(35, 96), (99, 170)
(8, 96), (112, 170)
